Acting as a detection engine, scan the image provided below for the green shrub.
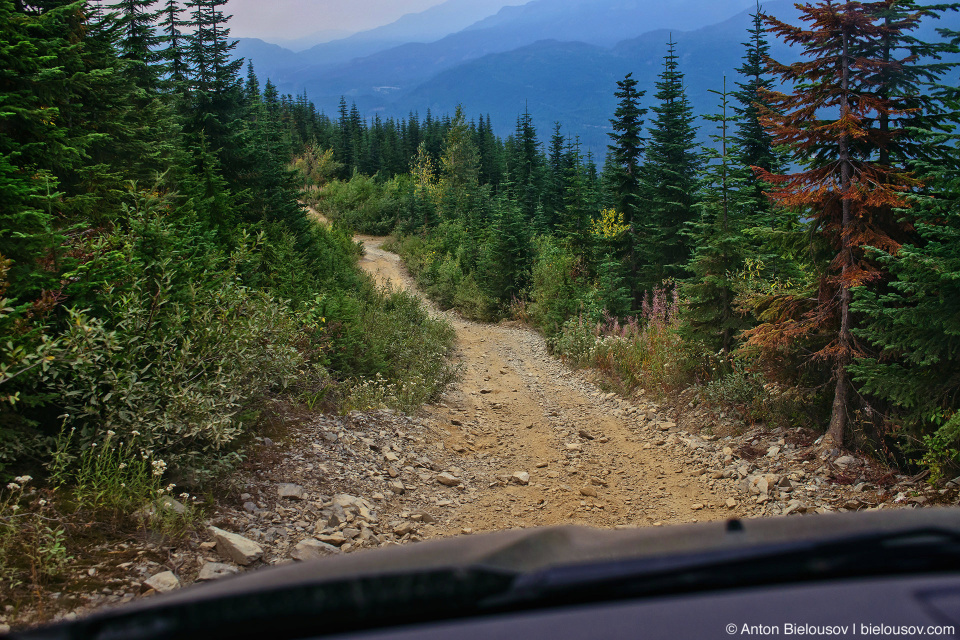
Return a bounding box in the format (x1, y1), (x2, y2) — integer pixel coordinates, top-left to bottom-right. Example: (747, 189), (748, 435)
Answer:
(527, 237), (586, 337)
(553, 286), (693, 394)
(920, 413), (960, 482)
(310, 174), (407, 235)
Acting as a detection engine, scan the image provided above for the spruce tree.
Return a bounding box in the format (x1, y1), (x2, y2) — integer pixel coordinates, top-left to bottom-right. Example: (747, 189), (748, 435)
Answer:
(545, 122), (570, 231)
(732, 2), (783, 218)
(109, 0), (161, 90)
(158, 0), (190, 89)
(508, 108), (543, 222)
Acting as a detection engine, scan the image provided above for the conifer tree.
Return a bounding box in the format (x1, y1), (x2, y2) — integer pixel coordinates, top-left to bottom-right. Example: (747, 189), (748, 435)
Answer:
(684, 78), (753, 354)
(158, 0), (190, 89)
(545, 122), (570, 231)
(439, 105), (481, 224)
(109, 0), (161, 90)
(508, 108), (544, 222)
(732, 2), (783, 216)
(753, 0), (943, 447)
(606, 72), (648, 301)
(641, 37), (702, 286)
(185, 0), (242, 95)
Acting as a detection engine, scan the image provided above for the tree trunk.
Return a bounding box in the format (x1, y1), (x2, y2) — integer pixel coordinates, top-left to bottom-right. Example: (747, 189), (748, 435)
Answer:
(826, 20), (854, 449)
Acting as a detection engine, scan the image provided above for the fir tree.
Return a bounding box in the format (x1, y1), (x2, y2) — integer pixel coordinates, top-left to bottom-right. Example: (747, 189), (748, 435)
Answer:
(109, 0), (161, 90)
(606, 72), (648, 302)
(508, 107), (544, 222)
(732, 2), (783, 217)
(158, 0), (190, 89)
(683, 78), (753, 354)
(752, 0), (948, 447)
(641, 37), (702, 286)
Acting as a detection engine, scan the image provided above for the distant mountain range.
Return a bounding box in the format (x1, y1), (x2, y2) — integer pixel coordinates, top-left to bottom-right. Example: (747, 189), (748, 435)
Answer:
(235, 0), (959, 157)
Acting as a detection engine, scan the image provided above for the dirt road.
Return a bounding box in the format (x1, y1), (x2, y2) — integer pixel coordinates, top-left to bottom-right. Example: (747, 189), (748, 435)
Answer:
(357, 235), (733, 532)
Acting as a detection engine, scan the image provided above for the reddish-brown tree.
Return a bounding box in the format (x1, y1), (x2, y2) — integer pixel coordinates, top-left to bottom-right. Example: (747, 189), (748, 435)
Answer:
(751, 1), (925, 447)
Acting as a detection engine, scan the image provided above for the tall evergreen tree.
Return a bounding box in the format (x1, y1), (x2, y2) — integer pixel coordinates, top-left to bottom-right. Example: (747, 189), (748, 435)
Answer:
(641, 37), (702, 286)
(606, 72), (648, 302)
(508, 108), (543, 222)
(109, 0), (161, 90)
(158, 0), (190, 89)
(752, 0), (945, 447)
(185, 0), (242, 95)
(684, 78), (753, 354)
(732, 2), (783, 217)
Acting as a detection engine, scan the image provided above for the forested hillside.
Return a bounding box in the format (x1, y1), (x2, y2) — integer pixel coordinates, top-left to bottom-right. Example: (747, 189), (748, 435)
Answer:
(3, 0), (960, 623)
(0, 0), (458, 586)
(304, 1), (960, 479)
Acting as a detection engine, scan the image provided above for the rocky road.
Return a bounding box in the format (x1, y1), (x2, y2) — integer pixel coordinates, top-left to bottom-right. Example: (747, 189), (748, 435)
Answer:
(21, 235), (948, 630)
(356, 235), (732, 530)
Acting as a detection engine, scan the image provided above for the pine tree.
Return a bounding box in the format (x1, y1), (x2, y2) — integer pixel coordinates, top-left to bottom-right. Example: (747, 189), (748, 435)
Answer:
(558, 137), (595, 255)
(158, 0), (190, 89)
(109, 0), (161, 90)
(545, 122), (570, 231)
(0, 0), (63, 298)
(641, 37), (702, 286)
(477, 195), (531, 304)
(185, 0), (242, 96)
(508, 108), (544, 222)
(439, 105), (481, 224)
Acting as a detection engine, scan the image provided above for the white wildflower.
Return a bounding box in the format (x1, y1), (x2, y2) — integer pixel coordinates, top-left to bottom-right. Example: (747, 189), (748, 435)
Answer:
(38, 499), (47, 506)
(6, 483), (20, 491)
(106, 430), (116, 438)
(14, 475), (31, 484)
(131, 430), (140, 437)
(118, 463), (127, 470)
(151, 459), (167, 477)
(179, 492), (189, 500)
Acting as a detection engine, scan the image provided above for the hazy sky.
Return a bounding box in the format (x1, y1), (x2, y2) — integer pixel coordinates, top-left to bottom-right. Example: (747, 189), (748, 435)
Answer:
(227, 0), (501, 40)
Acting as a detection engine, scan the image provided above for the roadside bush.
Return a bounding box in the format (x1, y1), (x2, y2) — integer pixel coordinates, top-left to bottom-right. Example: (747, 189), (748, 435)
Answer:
(527, 237), (587, 337)
(553, 286), (693, 394)
(920, 413), (960, 483)
(698, 364), (812, 429)
(310, 174), (406, 235)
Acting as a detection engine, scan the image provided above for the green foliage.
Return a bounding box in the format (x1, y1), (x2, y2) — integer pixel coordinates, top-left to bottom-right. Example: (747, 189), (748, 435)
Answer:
(641, 37), (702, 286)
(699, 365), (813, 430)
(43, 226), (320, 473)
(0, 476), (70, 593)
(527, 236), (586, 336)
(552, 286), (692, 393)
(920, 413), (960, 483)
(309, 173), (406, 235)
(682, 78), (755, 354)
